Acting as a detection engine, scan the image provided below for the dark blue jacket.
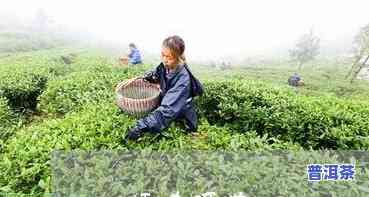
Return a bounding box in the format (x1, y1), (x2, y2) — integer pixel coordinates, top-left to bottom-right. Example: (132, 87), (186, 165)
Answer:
(136, 63), (202, 133)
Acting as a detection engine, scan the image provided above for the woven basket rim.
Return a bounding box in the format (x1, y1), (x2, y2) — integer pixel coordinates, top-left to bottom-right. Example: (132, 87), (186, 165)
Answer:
(116, 78), (161, 102)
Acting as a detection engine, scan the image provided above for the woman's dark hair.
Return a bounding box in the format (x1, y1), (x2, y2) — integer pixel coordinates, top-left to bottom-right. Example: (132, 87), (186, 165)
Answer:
(162, 35), (186, 63)
(129, 43), (137, 49)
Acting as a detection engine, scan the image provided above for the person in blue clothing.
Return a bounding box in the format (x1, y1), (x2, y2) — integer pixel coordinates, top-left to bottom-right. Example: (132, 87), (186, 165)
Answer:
(127, 43), (142, 65)
(288, 73), (304, 86)
(124, 35), (204, 141)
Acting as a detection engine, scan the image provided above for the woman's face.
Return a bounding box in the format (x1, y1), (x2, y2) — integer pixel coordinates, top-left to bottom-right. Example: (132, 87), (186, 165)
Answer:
(161, 47), (178, 69)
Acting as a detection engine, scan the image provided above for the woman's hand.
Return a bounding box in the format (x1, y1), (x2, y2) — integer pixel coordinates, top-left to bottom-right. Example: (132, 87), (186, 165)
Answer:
(124, 127), (144, 141)
(143, 71), (159, 83)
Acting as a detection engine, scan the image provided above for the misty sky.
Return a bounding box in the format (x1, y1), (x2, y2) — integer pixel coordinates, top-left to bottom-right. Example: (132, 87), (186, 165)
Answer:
(2, 0), (369, 61)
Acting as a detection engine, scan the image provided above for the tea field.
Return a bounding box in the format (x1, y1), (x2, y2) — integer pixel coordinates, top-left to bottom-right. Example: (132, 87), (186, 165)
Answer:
(1, 48), (369, 196)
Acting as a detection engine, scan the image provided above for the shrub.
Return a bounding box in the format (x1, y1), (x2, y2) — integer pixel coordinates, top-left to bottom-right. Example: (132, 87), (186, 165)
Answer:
(0, 69), (47, 112)
(0, 101), (135, 195)
(197, 80), (369, 149)
(39, 66), (142, 115)
(0, 97), (12, 127)
(0, 99), (304, 195)
(0, 97), (15, 144)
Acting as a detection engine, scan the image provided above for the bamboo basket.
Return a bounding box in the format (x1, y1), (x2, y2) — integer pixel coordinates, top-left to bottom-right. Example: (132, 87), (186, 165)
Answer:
(116, 78), (161, 116)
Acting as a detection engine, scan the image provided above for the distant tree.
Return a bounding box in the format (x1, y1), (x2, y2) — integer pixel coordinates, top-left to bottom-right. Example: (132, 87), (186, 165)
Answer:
(289, 29), (320, 71)
(345, 23), (369, 82)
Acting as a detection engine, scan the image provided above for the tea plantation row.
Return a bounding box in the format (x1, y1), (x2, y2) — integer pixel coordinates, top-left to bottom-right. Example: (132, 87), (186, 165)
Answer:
(1, 50), (369, 196)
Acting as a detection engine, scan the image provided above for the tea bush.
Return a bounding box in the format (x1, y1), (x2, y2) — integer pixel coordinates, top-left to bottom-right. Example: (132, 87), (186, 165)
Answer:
(2, 48), (369, 196)
(0, 97), (16, 147)
(50, 150), (369, 197)
(0, 50), (124, 115)
(198, 80), (369, 149)
(0, 101), (134, 195)
(39, 66), (144, 115)
(39, 71), (114, 115)
(0, 100), (304, 195)
(0, 69), (47, 112)
(0, 97), (12, 127)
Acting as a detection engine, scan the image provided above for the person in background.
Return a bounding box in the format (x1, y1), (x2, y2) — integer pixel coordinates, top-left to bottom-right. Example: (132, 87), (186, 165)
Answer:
(124, 35), (204, 141)
(127, 43), (142, 65)
(288, 73), (304, 86)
